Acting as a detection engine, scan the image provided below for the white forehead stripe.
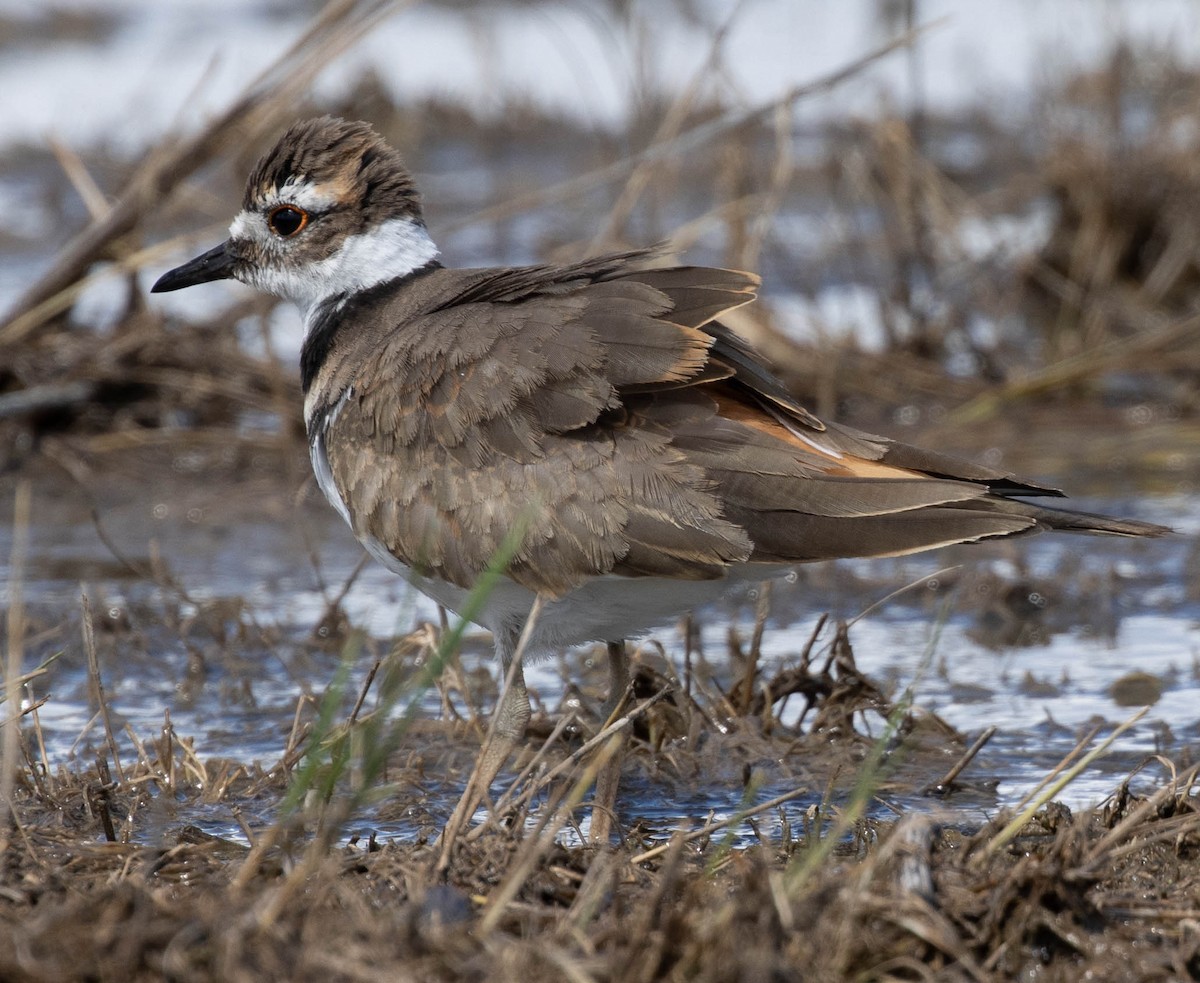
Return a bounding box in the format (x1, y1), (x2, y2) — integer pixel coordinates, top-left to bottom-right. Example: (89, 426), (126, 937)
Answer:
(229, 210), (257, 240)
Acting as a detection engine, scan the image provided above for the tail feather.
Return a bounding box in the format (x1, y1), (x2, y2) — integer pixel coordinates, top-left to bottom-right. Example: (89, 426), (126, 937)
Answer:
(954, 497), (1170, 538)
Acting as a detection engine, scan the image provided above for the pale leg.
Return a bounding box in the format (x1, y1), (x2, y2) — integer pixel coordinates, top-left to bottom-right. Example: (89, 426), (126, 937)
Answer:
(435, 622), (530, 874)
(588, 639), (631, 845)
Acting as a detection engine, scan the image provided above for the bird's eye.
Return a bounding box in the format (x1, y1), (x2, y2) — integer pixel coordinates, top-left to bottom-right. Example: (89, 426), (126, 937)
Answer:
(267, 205), (308, 238)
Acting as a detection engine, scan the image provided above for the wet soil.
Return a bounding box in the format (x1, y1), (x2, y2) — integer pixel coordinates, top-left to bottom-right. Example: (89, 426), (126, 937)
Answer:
(1, 420), (1198, 980)
(3, 12), (1200, 976)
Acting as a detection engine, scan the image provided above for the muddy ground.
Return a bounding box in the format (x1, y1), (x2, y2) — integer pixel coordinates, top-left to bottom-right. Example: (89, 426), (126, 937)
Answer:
(0, 412), (1195, 983)
(4, 6), (1200, 980)
(1, 519), (1199, 983)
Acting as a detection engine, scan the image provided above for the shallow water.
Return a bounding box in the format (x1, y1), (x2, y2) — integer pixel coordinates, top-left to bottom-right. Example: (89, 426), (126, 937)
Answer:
(4, 467), (1196, 846)
(9, 0), (1200, 340)
(4, 0), (1200, 846)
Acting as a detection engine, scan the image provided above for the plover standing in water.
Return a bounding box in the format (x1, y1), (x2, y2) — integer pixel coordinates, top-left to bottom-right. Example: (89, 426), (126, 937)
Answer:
(153, 116), (1166, 859)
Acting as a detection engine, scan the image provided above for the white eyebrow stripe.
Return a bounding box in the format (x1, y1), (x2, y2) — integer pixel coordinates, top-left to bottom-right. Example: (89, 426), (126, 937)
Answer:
(277, 180), (343, 212)
(231, 182), (343, 239)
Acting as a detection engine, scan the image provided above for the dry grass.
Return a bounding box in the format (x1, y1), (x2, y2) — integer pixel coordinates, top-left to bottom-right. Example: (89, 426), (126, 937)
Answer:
(0, 445), (1190, 980)
(0, 637), (1197, 983)
(3, 16), (1198, 466)
(0, 8), (1197, 981)
(23, 479), (1180, 981)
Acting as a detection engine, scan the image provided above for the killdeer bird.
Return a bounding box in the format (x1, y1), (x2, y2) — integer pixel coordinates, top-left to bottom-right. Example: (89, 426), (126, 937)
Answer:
(153, 116), (1165, 851)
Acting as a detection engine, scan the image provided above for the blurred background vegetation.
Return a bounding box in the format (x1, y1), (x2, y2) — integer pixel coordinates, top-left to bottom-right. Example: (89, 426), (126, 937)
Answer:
(1, 0), (1198, 485)
(0, 9), (1198, 978)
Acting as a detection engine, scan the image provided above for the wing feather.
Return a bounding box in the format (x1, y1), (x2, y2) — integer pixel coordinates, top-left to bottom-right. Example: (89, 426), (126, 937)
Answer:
(309, 250), (1165, 597)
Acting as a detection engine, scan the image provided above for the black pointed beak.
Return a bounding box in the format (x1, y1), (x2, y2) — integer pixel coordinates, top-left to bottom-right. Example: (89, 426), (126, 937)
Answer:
(151, 241), (237, 292)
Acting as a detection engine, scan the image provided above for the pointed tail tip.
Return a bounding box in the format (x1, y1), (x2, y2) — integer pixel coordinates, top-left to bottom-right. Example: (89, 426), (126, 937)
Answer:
(1045, 512), (1172, 538)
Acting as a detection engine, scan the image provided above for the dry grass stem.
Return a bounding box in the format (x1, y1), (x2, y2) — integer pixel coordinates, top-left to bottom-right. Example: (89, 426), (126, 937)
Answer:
(2, 0), (412, 338)
(440, 20), (942, 240)
(79, 592), (125, 784)
(925, 725), (997, 794)
(0, 483), (31, 829)
(979, 706), (1150, 861)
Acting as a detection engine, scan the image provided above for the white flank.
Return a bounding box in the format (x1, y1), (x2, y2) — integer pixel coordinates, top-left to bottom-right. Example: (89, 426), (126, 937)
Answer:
(306, 387), (357, 522)
(358, 530), (785, 658)
(310, 429), (352, 528)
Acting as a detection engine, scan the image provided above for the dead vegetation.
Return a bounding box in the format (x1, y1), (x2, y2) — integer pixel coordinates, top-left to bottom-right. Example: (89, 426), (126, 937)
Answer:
(1, 3), (1198, 980)
(0, 620), (1198, 982)
(2, 9), (1198, 470)
(2, 462), (1191, 980)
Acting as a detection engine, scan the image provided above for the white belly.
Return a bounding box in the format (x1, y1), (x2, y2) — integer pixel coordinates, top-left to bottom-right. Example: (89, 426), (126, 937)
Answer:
(359, 533), (774, 655)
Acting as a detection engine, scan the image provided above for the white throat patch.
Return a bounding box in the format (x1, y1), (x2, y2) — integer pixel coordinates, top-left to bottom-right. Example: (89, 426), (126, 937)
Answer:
(230, 213), (439, 319)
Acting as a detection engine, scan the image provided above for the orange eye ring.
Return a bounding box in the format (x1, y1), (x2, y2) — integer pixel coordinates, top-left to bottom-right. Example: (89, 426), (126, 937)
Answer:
(267, 204), (309, 238)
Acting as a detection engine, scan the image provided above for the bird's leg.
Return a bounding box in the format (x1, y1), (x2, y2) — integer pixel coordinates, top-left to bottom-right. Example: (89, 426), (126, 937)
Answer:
(599, 638), (631, 725)
(589, 639), (631, 845)
(435, 599), (541, 875)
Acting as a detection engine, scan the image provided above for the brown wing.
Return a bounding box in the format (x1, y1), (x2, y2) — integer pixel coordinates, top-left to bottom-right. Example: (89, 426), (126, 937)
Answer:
(316, 255), (754, 596)
(314, 251), (1163, 598)
(616, 266), (1164, 558)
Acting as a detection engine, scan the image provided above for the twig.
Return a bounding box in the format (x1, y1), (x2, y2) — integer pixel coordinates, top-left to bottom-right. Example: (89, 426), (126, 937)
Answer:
(1, 483), (31, 829)
(435, 593), (547, 871)
(440, 20), (946, 238)
(2, 0), (411, 337)
(91, 756), (118, 842)
(523, 688), (670, 802)
(976, 707), (1150, 862)
(1009, 720), (1104, 818)
(49, 136), (111, 221)
(346, 661), (380, 732)
(923, 726), (997, 796)
(847, 565), (962, 630)
(589, 0), (748, 249)
(0, 381), (99, 422)
(736, 581), (771, 715)
(1077, 761), (1200, 872)
(90, 507), (196, 605)
(484, 710), (582, 819)
(628, 786), (811, 865)
(80, 592), (125, 784)
(950, 310), (1200, 423)
(480, 737), (623, 934)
